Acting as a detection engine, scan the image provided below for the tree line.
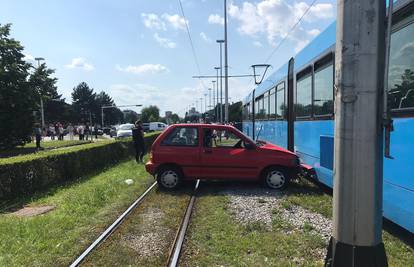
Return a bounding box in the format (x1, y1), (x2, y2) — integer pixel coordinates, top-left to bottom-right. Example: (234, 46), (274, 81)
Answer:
(0, 23), (181, 148)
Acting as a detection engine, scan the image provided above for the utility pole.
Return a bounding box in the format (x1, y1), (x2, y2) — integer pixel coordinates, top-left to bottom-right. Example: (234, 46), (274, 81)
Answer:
(200, 98), (203, 114)
(223, 0), (229, 123)
(35, 57), (45, 128)
(325, 0), (388, 265)
(216, 41), (224, 123)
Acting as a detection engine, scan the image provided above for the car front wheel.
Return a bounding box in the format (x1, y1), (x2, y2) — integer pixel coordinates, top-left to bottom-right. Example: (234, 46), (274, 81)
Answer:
(157, 166), (182, 190)
(263, 167), (289, 190)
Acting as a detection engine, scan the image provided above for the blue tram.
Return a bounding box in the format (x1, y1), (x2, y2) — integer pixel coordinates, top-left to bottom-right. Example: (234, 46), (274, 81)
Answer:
(242, 0), (414, 233)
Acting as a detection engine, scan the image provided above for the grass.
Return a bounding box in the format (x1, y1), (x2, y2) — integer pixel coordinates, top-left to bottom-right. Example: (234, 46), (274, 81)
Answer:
(180, 190), (327, 267)
(0, 159), (154, 267)
(281, 179), (414, 267)
(83, 186), (193, 266)
(180, 179), (413, 267)
(0, 140), (93, 158)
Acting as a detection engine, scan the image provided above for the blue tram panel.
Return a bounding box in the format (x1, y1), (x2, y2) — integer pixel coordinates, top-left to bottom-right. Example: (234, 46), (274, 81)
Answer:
(242, 0), (414, 234)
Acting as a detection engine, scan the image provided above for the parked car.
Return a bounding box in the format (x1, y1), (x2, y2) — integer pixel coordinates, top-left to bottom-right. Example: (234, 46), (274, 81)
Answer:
(145, 124), (301, 190)
(116, 123), (134, 138)
(149, 122), (167, 132)
(109, 126), (117, 137)
(142, 123), (150, 132)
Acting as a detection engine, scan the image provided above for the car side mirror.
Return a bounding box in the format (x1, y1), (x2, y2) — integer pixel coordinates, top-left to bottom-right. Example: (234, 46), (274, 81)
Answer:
(244, 142), (255, 150)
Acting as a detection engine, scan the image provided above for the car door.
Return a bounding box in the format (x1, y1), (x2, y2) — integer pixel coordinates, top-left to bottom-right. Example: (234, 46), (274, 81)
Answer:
(199, 127), (258, 179)
(158, 126), (201, 179)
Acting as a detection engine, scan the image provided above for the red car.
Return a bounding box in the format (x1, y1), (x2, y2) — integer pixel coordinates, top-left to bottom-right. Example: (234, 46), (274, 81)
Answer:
(145, 124), (300, 190)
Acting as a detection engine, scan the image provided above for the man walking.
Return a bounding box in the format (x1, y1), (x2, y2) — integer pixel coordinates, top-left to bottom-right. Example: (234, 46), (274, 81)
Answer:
(67, 123), (74, 140)
(34, 124), (42, 150)
(132, 120), (145, 163)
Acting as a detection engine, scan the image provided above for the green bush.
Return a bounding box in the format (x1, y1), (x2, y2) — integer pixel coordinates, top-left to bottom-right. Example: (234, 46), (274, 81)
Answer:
(0, 133), (160, 199)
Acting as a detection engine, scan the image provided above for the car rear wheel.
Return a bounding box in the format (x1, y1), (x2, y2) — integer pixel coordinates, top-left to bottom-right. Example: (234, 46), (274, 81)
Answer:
(263, 167), (289, 190)
(157, 166), (182, 190)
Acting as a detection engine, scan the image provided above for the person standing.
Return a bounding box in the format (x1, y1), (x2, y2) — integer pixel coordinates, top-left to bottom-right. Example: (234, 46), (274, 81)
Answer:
(85, 123), (90, 141)
(132, 120), (145, 163)
(67, 123), (74, 140)
(58, 123), (64, 140)
(34, 124), (42, 150)
(49, 124), (55, 140)
(78, 124), (84, 140)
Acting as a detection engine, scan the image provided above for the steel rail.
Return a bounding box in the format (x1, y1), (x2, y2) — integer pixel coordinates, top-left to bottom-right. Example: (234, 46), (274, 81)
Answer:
(70, 181), (158, 267)
(167, 180), (200, 267)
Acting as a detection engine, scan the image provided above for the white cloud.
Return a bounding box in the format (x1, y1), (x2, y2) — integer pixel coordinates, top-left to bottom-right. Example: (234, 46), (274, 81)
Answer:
(307, 28), (321, 37)
(208, 14), (224, 25)
(228, 0), (334, 45)
(116, 64), (169, 74)
(153, 33), (177, 48)
(65, 57), (94, 71)
(200, 32), (212, 43)
(253, 41), (263, 47)
(23, 53), (34, 61)
(141, 13), (166, 31)
(162, 13), (187, 30)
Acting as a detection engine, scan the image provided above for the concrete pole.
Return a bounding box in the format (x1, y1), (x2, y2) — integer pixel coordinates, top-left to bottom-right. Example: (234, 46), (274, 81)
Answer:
(325, 0), (387, 265)
(40, 97), (45, 129)
(224, 0), (229, 123)
(208, 88), (212, 112)
(204, 94), (207, 115)
(212, 86), (216, 121)
(101, 107), (104, 127)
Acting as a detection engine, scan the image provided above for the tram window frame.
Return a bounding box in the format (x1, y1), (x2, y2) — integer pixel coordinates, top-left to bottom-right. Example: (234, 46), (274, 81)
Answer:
(276, 82), (286, 120)
(263, 91), (269, 120)
(388, 9), (414, 117)
(296, 68), (313, 120)
(269, 87), (276, 119)
(313, 54), (334, 119)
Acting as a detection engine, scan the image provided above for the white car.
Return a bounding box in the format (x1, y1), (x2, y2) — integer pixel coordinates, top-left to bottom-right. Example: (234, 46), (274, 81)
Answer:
(116, 123), (134, 138)
(149, 122), (167, 131)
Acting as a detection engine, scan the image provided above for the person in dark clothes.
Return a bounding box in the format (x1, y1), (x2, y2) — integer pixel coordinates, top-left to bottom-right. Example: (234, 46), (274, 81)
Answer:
(34, 124), (42, 150)
(132, 120), (145, 163)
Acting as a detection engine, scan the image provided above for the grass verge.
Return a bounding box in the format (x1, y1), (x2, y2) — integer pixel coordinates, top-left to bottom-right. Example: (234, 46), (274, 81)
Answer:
(82, 185), (193, 266)
(0, 159), (153, 267)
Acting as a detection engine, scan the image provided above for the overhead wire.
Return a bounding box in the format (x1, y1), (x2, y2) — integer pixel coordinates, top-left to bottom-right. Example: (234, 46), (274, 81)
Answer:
(264, 0), (318, 63)
(178, 0), (208, 91)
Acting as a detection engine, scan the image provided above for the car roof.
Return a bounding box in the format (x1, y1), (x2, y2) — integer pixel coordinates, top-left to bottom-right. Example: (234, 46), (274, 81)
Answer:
(170, 123), (237, 130)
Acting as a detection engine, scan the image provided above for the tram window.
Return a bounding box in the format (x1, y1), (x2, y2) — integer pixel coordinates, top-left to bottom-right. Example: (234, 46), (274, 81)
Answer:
(276, 83), (285, 119)
(264, 92), (269, 119)
(256, 96), (265, 119)
(296, 74), (312, 117)
(314, 63), (334, 116)
(269, 88), (276, 119)
(388, 17), (414, 111)
(255, 98), (259, 117)
(246, 103), (251, 120)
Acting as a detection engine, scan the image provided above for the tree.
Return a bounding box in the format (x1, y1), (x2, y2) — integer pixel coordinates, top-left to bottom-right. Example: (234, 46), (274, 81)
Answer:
(95, 91), (123, 126)
(141, 105), (160, 122)
(28, 62), (64, 123)
(229, 101), (242, 122)
(0, 23), (37, 148)
(71, 82), (97, 123)
(171, 113), (180, 123)
(123, 109), (139, 123)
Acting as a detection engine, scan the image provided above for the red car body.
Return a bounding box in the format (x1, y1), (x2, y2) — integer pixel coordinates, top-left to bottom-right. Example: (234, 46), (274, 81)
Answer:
(145, 124), (300, 189)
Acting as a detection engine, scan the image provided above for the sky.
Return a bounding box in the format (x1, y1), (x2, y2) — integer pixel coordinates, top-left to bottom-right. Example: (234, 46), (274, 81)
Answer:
(0, 0), (336, 117)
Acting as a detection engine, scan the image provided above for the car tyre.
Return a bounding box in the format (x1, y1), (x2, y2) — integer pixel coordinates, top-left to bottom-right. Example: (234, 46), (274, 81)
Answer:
(156, 166), (182, 190)
(262, 167), (289, 190)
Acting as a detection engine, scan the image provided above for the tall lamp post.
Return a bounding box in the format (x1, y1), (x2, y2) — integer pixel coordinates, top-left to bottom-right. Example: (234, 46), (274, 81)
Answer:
(204, 93), (208, 118)
(223, 0), (229, 122)
(216, 42), (224, 123)
(35, 57), (45, 128)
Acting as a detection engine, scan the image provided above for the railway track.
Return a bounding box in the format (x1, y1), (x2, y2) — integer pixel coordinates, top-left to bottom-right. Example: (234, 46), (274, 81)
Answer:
(70, 181), (158, 267)
(166, 179), (200, 267)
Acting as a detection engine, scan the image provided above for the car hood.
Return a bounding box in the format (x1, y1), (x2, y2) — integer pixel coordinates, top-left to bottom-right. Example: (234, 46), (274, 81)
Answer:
(257, 140), (296, 156)
(117, 129), (132, 134)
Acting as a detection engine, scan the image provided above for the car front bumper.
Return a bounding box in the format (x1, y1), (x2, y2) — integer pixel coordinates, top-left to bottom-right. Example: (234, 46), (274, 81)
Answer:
(145, 161), (157, 176)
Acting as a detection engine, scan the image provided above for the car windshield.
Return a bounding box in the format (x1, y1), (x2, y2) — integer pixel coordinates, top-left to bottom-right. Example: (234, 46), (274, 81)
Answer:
(119, 125), (133, 130)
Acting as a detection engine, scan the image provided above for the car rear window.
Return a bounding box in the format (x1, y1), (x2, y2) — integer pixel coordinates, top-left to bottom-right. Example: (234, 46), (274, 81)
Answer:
(161, 127), (198, 147)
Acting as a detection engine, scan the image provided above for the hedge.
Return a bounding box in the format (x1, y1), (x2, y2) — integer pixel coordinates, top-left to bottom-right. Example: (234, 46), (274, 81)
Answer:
(0, 133), (160, 200)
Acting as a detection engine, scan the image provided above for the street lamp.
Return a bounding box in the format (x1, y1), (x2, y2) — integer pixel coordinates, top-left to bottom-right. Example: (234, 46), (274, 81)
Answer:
(215, 42), (224, 123)
(251, 64), (272, 85)
(34, 57), (45, 128)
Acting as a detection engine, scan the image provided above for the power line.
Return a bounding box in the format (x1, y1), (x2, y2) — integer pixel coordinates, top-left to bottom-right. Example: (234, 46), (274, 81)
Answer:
(178, 0), (207, 90)
(264, 0), (318, 63)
